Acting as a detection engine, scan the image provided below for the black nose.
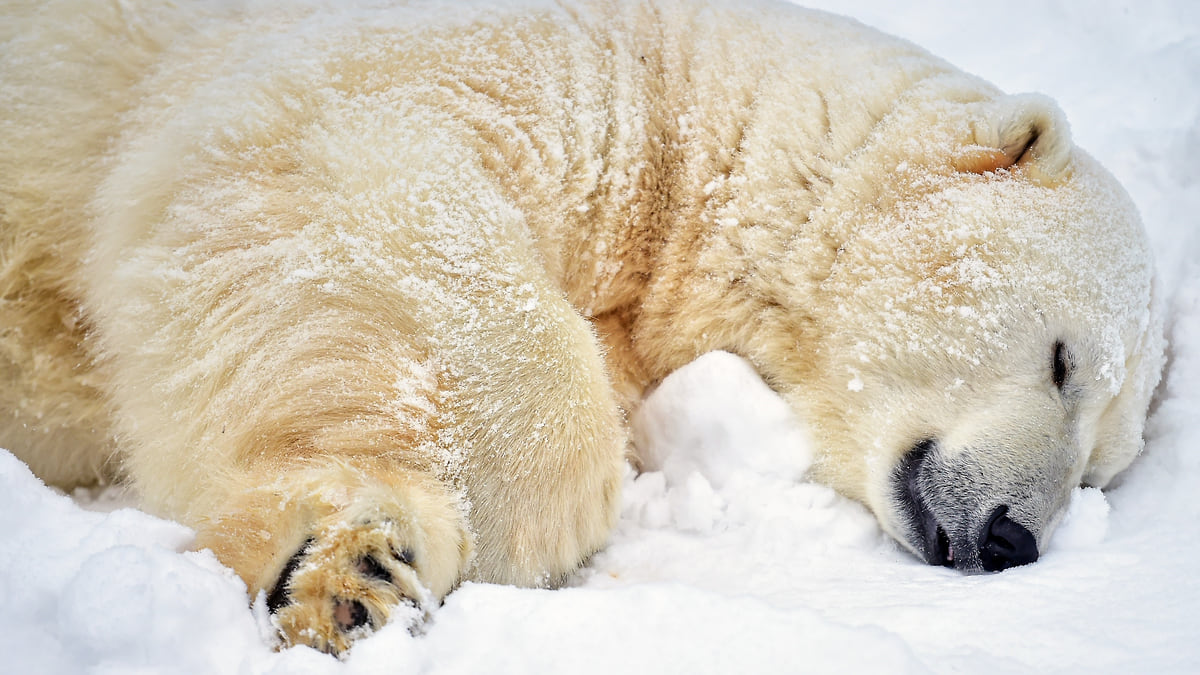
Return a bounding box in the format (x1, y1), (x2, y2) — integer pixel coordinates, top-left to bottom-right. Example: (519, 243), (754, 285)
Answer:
(978, 505), (1039, 572)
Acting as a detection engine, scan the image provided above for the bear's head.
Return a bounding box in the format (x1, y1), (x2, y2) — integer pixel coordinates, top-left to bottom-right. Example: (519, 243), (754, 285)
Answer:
(740, 93), (1165, 572)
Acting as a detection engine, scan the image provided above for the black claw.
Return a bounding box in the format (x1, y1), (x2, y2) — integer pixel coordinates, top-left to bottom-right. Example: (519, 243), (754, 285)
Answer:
(391, 546), (415, 566)
(266, 537), (314, 613)
(357, 555), (392, 583)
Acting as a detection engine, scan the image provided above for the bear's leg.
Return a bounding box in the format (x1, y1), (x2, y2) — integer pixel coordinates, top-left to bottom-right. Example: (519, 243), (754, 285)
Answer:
(444, 289), (628, 589)
(0, 258), (118, 488)
(192, 458), (471, 655)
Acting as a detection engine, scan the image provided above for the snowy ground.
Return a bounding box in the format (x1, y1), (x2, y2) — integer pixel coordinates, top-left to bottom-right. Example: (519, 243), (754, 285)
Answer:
(2, 1), (1198, 673)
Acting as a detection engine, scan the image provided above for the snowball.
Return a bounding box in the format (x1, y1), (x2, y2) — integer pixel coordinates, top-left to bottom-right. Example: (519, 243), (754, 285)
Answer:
(631, 351), (814, 489)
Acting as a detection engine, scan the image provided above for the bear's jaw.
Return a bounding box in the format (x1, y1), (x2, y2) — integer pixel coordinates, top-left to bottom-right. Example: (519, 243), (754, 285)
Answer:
(893, 439), (954, 568)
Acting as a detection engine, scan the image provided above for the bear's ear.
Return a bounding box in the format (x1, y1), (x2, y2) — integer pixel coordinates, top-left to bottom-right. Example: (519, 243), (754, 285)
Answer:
(954, 94), (1072, 184)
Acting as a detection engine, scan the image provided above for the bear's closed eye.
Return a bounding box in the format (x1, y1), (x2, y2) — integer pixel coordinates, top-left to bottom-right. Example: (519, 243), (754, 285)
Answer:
(1052, 341), (1070, 390)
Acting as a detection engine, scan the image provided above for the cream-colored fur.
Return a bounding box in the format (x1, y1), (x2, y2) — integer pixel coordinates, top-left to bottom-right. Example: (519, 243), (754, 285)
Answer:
(1, 0), (1162, 654)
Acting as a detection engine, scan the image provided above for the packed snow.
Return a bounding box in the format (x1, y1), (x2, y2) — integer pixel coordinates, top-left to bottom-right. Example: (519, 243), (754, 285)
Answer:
(2, 1), (1198, 673)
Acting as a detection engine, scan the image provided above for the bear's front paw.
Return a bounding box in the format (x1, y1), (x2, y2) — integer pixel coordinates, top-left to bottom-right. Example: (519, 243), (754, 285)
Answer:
(265, 518), (431, 656)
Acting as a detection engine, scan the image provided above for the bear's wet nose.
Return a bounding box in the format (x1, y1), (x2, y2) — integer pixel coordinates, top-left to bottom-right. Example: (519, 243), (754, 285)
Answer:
(977, 505), (1038, 572)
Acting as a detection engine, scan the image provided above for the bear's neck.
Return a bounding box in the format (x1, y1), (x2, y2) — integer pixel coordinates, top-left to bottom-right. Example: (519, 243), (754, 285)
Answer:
(476, 0), (940, 405)
(518, 1), (837, 404)
(518, 3), (759, 405)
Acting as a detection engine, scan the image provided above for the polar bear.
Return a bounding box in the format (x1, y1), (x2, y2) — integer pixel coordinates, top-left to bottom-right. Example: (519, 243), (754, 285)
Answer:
(0, 0), (1163, 655)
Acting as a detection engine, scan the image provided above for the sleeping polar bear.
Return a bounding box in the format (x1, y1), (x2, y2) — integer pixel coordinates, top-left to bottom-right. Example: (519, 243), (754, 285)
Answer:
(0, 0), (1163, 655)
